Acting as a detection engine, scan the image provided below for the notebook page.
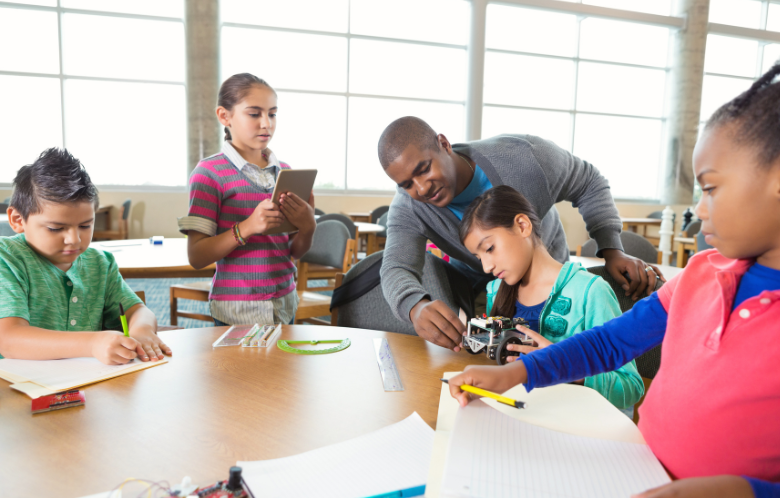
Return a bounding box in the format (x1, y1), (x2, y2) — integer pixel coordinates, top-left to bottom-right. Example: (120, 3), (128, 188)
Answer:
(0, 357), (167, 391)
(441, 401), (670, 498)
(239, 412), (433, 498)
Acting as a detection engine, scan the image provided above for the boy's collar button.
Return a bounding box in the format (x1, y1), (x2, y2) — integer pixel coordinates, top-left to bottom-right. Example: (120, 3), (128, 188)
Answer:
(66, 281), (73, 286)
(760, 298), (771, 305)
(72, 297), (78, 303)
(70, 319), (76, 326)
(738, 308), (751, 319)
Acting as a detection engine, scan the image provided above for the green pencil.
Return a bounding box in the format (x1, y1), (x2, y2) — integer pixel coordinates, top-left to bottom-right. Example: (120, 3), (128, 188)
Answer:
(119, 303), (129, 337)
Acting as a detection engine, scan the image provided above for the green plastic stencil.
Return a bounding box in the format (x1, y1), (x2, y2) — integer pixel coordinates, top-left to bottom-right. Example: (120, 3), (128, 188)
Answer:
(277, 339), (351, 355)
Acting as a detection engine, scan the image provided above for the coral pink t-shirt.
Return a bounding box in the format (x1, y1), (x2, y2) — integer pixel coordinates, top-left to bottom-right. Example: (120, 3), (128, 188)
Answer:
(640, 250), (780, 480)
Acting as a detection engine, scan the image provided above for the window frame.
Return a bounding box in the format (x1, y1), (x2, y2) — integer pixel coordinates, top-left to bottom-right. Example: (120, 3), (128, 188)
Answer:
(0, 1), (187, 191)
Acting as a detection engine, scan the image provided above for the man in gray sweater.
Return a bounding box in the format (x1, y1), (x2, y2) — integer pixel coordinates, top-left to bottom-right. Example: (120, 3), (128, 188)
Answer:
(378, 117), (663, 351)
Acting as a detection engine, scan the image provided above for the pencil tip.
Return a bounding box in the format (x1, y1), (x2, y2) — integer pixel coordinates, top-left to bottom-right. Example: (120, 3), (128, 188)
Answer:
(119, 303), (125, 315)
(440, 378), (449, 384)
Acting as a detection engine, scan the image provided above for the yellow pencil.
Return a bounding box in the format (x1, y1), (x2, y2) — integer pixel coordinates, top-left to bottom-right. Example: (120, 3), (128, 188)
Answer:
(441, 379), (526, 409)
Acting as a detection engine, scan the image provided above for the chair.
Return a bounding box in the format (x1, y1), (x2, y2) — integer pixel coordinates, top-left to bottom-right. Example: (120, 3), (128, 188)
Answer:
(586, 265), (664, 424)
(370, 205), (390, 224)
(314, 208), (325, 216)
(330, 251), (475, 335)
(317, 213), (359, 262)
(684, 220), (701, 237)
(375, 212), (388, 251)
(696, 231), (713, 252)
(93, 199), (131, 240)
(169, 281), (213, 325)
(577, 231), (660, 264)
(317, 213), (357, 239)
(297, 220), (356, 292)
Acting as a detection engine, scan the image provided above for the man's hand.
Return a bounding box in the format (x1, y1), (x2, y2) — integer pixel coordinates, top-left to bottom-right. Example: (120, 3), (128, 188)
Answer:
(410, 299), (464, 351)
(633, 476), (754, 498)
(447, 363), (528, 407)
(129, 325), (171, 362)
(91, 331), (139, 365)
(602, 249), (665, 300)
(505, 326), (552, 361)
(240, 198), (285, 237)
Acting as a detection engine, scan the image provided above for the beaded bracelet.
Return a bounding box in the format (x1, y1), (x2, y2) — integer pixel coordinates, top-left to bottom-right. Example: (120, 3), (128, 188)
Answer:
(232, 222), (247, 246)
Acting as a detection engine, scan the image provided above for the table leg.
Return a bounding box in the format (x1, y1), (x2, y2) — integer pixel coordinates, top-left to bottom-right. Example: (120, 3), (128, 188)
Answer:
(366, 233), (377, 255)
(676, 242), (688, 268)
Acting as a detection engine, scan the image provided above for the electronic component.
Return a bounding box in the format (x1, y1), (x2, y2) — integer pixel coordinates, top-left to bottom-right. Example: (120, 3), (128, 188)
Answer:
(31, 389), (85, 414)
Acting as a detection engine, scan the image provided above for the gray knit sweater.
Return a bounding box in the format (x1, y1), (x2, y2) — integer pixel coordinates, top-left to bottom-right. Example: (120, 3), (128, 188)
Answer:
(380, 134), (624, 324)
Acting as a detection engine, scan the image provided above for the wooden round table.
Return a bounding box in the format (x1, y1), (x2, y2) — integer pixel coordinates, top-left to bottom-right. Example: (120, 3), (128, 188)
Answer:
(90, 238), (216, 279)
(0, 326), (493, 497)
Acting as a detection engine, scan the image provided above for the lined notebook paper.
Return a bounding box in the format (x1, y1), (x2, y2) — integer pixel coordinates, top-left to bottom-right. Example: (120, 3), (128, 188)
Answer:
(441, 400), (670, 498)
(239, 412), (433, 498)
(0, 357), (168, 398)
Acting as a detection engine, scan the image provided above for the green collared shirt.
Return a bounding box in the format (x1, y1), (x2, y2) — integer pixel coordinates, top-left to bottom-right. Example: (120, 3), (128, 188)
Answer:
(0, 234), (142, 334)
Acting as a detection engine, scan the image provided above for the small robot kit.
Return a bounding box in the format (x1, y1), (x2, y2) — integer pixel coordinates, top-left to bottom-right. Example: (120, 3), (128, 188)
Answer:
(189, 467), (248, 498)
(212, 324), (281, 348)
(462, 315), (534, 365)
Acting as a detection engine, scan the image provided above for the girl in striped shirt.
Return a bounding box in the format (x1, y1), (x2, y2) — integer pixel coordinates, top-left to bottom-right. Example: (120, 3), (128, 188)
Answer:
(178, 73), (316, 326)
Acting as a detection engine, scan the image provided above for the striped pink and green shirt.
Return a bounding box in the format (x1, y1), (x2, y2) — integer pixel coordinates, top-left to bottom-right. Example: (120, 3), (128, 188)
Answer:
(178, 142), (297, 324)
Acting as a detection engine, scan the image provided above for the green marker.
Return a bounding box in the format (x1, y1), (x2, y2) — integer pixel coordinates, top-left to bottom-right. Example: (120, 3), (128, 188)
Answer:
(119, 303), (129, 337)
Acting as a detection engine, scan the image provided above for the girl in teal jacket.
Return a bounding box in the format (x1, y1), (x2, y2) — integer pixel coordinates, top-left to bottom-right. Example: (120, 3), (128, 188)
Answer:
(460, 186), (643, 412)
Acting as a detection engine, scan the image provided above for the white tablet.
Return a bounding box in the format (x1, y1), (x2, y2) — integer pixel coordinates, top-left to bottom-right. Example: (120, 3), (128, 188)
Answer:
(265, 169), (318, 234)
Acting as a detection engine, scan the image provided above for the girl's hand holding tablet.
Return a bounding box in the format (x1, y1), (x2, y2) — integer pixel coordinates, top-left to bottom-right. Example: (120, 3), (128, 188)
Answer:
(279, 191), (315, 232)
(241, 198), (285, 236)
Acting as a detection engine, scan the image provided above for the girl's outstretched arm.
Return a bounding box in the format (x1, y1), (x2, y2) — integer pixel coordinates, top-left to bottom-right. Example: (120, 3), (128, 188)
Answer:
(448, 294), (668, 403)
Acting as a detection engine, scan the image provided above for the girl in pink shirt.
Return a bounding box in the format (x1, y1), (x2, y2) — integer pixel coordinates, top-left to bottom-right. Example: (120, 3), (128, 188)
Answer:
(447, 63), (780, 498)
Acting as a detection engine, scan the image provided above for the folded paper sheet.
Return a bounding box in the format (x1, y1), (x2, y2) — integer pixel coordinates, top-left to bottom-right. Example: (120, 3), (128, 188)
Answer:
(0, 356), (168, 398)
(239, 412), (433, 498)
(440, 400), (670, 498)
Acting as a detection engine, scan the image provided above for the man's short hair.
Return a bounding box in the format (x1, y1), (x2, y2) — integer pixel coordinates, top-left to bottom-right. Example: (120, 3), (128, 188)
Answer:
(377, 116), (440, 169)
(11, 148), (99, 220)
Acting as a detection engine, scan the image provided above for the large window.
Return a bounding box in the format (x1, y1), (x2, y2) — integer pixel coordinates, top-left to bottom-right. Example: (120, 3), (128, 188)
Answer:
(701, 0), (780, 125)
(0, 1), (186, 187)
(481, 3), (673, 200)
(220, 0), (470, 192)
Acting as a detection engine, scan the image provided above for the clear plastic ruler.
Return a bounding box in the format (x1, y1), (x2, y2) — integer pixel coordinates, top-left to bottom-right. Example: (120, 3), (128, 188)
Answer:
(373, 338), (404, 391)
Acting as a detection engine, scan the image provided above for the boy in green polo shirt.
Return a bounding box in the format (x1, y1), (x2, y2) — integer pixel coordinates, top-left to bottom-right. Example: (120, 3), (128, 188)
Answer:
(0, 148), (171, 365)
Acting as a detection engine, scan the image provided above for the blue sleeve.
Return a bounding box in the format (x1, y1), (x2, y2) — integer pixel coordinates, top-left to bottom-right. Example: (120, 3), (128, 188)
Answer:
(520, 293), (668, 390)
(747, 477), (780, 498)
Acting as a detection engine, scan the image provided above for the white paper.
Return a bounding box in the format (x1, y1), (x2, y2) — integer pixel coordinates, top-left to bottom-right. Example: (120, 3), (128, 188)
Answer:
(239, 412), (433, 498)
(441, 400), (670, 498)
(0, 356), (168, 392)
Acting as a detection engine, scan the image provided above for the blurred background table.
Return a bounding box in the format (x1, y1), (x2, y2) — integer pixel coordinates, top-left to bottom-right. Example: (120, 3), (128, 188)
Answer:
(90, 238), (215, 279)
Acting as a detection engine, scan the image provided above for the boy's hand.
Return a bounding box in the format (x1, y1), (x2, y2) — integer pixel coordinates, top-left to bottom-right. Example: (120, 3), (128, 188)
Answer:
(448, 363), (528, 407)
(632, 476), (754, 498)
(129, 325), (171, 362)
(505, 326), (552, 361)
(241, 198), (284, 236)
(279, 192), (315, 233)
(91, 331), (139, 365)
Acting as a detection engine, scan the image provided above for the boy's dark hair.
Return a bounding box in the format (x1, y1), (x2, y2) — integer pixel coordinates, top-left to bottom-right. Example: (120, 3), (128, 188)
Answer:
(377, 116), (441, 169)
(705, 61), (780, 167)
(11, 148), (99, 220)
(218, 73), (276, 141)
(458, 185), (542, 318)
